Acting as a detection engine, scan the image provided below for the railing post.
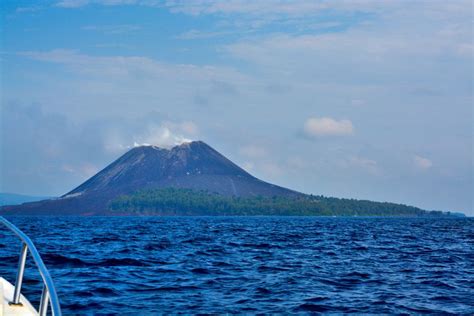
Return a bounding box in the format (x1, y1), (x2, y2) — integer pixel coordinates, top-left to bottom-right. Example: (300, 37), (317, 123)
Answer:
(39, 285), (50, 316)
(1, 217), (61, 315)
(11, 242), (28, 305)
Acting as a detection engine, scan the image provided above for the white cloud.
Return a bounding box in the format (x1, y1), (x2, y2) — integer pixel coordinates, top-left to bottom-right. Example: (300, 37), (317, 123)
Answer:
(221, 1), (471, 90)
(260, 161), (283, 178)
(82, 24), (141, 34)
(226, 29), (470, 78)
(19, 49), (248, 84)
(239, 145), (267, 158)
(286, 156), (309, 171)
(165, 0), (473, 40)
(166, 0), (323, 16)
(304, 117), (354, 137)
(164, 0), (417, 17)
(56, 0), (138, 8)
(347, 156), (380, 175)
(413, 155), (433, 170)
(61, 163), (98, 178)
(18, 49), (251, 119)
(16, 6), (41, 13)
(54, 0), (471, 17)
(56, 0), (90, 8)
(176, 29), (237, 40)
(351, 99), (366, 106)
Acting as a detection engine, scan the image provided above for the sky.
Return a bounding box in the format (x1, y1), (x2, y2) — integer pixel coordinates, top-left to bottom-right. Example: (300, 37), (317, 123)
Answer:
(0, 0), (472, 215)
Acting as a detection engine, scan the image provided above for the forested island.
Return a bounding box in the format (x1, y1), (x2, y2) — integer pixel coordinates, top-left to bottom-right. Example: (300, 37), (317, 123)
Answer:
(2, 142), (461, 216)
(109, 188), (450, 217)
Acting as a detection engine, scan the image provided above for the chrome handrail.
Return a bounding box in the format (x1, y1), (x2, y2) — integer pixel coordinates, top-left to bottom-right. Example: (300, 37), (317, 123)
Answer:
(0, 216), (62, 316)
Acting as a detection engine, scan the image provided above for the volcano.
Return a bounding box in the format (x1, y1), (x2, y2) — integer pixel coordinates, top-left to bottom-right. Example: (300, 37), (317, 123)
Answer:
(1, 141), (300, 215)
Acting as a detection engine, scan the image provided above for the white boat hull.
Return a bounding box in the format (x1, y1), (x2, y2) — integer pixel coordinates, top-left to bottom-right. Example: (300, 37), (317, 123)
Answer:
(0, 277), (38, 316)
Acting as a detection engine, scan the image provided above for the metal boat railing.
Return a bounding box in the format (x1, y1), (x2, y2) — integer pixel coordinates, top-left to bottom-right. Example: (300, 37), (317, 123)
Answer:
(0, 216), (62, 316)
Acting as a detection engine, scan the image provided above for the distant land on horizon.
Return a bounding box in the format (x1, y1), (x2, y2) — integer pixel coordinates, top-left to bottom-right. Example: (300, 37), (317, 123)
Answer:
(0, 193), (53, 207)
(0, 141), (462, 217)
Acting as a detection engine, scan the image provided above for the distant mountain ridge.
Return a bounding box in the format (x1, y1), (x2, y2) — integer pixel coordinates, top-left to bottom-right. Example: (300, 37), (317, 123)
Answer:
(0, 193), (52, 206)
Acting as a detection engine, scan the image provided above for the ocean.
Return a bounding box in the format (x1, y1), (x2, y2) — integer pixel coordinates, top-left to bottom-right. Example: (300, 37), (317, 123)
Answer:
(1, 216), (473, 314)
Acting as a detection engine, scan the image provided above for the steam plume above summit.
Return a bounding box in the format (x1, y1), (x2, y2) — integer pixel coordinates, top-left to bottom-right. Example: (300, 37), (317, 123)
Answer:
(133, 126), (193, 149)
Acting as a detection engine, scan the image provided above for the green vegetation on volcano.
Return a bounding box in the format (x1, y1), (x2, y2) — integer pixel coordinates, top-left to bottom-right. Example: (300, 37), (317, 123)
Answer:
(109, 188), (449, 216)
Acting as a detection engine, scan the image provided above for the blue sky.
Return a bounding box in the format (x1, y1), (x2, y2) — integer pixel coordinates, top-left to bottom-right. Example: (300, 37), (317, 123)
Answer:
(1, 0), (472, 214)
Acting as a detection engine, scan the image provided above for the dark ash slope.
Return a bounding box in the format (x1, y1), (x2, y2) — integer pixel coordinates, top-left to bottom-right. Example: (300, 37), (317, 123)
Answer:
(1, 141), (299, 215)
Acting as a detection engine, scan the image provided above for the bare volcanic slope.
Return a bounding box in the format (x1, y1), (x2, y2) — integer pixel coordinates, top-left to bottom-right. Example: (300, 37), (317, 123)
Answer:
(1, 141), (300, 215)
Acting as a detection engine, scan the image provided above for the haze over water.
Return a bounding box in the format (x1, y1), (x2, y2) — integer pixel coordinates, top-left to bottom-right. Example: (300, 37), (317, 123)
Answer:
(1, 216), (473, 314)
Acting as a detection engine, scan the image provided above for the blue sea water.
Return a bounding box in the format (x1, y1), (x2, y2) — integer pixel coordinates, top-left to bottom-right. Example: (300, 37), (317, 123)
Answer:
(0, 216), (473, 315)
